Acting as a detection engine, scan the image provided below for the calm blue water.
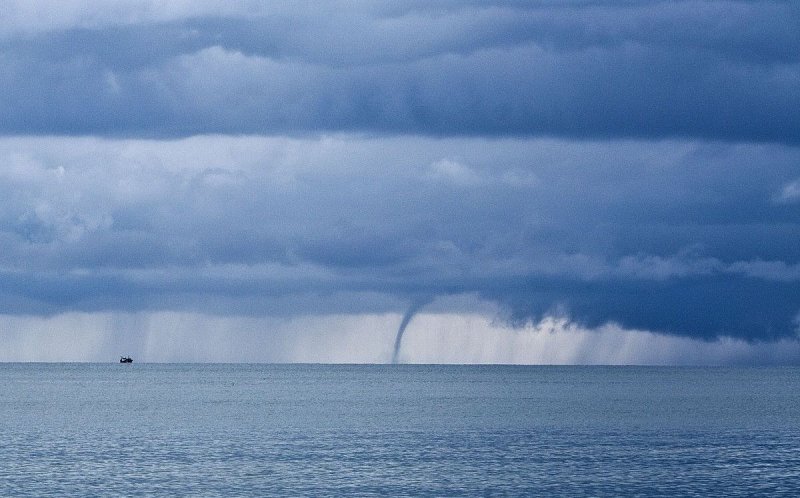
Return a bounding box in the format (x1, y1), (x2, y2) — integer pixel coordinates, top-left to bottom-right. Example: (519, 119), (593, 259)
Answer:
(1, 364), (799, 496)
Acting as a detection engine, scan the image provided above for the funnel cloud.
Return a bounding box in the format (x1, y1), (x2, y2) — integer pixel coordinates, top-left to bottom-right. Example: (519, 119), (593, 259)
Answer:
(392, 298), (432, 364)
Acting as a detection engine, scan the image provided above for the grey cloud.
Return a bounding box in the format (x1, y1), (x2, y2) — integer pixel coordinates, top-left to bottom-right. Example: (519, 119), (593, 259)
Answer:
(0, 1), (798, 140)
(8, 2), (799, 65)
(0, 0), (263, 36)
(481, 276), (799, 341)
(0, 135), (798, 341)
(775, 179), (800, 204)
(726, 260), (800, 282)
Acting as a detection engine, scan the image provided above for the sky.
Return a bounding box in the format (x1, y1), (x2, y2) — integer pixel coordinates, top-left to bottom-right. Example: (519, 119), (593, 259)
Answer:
(0, 1), (798, 363)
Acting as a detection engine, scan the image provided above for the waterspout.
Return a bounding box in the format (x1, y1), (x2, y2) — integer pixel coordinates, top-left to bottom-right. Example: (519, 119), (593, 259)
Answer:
(391, 298), (431, 364)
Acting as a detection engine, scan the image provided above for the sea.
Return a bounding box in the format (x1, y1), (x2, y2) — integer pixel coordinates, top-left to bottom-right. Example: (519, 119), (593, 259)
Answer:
(1, 364), (798, 496)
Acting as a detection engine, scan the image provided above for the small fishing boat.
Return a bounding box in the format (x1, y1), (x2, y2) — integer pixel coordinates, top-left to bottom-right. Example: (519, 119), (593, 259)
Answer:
(120, 356), (133, 363)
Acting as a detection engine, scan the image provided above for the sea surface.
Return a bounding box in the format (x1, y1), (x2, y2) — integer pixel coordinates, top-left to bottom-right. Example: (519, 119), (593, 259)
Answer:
(1, 364), (799, 496)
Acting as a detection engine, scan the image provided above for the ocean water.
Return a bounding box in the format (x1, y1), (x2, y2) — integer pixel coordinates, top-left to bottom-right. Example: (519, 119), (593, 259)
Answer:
(1, 364), (799, 496)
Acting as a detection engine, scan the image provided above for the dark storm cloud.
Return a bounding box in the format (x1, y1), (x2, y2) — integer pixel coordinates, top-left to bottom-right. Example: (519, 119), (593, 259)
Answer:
(481, 276), (800, 341)
(0, 2), (798, 354)
(0, 136), (798, 341)
(0, 1), (798, 140)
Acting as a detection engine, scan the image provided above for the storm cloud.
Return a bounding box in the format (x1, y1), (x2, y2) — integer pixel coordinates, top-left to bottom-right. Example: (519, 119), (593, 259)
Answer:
(0, 1), (798, 141)
(0, 1), (798, 361)
(0, 135), (798, 342)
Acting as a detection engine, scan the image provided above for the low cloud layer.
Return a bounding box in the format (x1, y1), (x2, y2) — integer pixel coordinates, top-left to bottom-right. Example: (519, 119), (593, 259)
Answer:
(0, 135), (798, 341)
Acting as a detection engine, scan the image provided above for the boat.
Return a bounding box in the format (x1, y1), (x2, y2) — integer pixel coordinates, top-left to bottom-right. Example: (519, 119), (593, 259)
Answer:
(120, 356), (133, 363)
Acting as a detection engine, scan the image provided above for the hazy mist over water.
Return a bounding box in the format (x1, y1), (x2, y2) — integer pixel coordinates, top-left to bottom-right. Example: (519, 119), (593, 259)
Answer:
(2, 364), (799, 496)
(3, 311), (800, 365)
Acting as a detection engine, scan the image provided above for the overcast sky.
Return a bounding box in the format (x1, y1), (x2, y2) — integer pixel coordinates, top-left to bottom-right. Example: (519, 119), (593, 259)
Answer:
(0, 1), (798, 363)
